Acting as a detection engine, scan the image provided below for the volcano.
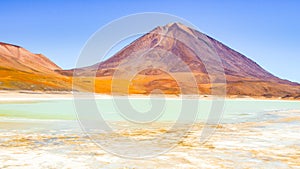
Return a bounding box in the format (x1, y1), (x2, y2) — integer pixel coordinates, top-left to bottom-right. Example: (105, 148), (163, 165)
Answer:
(57, 23), (300, 98)
(1, 23), (299, 99)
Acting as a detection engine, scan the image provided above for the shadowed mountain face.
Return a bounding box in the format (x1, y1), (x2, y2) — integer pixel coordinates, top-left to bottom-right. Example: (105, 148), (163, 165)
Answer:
(61, 23), (275, 78)
(58, 23), (300, 98)
(0, 42), (72, 91)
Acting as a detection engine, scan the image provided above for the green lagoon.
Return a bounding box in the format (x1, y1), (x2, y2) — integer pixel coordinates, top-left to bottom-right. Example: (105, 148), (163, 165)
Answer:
(0, 98), (300, 168)
(0, 99), (299, 123)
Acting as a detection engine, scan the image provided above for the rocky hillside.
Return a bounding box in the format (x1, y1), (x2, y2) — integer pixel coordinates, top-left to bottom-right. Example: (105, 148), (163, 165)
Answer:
(0, 42), (71, 91)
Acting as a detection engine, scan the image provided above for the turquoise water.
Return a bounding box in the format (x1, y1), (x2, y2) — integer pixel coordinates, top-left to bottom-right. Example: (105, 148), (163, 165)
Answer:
(0, 99), (299, 168)
(0, 99), (299, 124)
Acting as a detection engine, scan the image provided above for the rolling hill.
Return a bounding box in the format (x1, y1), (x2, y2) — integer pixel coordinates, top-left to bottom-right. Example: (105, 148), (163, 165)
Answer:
(0, 42), (72, 91)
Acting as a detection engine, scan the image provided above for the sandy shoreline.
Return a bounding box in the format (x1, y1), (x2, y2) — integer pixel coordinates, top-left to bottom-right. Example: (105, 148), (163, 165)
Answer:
(0, 90), (298, 102)
(0, 90), (74, 101)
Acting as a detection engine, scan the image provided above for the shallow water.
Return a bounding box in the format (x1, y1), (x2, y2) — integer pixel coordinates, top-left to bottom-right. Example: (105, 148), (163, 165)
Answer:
(0, 99), (299, 122)
(0, 99), (299, 168)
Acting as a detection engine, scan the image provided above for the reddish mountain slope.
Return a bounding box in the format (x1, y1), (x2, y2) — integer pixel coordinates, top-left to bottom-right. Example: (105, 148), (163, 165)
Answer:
(0, 42), (61, 73)
(0, 42), (71, 91)
(58, 23), (300, 98)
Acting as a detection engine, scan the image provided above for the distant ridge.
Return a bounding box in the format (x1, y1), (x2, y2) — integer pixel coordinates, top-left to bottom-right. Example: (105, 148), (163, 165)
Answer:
(0, 42), (71, 91)
(0, 42), (21, 48)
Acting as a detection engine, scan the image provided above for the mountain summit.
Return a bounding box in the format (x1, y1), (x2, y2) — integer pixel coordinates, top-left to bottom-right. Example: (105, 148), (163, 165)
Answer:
(1, 23), (299, 98)
(94, 22), (284, 81)
(59, 23), (300, 98)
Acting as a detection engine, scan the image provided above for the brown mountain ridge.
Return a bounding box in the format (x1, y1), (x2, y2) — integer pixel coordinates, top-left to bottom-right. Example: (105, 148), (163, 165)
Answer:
(58, 23), (300, 99)
(0, 42), (72, 91)
(1, 23), (300, 99)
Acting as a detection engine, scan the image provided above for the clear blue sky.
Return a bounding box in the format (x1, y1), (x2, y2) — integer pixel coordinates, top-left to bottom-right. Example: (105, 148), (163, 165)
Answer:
(0, 0), (299, 82)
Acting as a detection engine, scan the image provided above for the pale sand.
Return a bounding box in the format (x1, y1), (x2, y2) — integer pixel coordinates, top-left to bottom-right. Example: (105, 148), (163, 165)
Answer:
(0, 110), (299, 168)
(0, 90), (295, 102)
